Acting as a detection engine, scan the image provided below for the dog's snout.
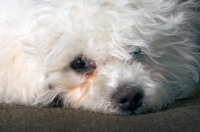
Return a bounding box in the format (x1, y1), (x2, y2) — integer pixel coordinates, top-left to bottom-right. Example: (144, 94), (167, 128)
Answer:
(113, 86), (143, 112)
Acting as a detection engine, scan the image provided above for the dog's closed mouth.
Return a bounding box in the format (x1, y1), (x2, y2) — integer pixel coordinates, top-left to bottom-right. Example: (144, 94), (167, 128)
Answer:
(49, 95), (64, 108)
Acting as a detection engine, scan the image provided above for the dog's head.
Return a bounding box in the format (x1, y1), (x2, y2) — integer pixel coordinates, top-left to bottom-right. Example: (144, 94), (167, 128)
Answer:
(28, 0), (200, 115)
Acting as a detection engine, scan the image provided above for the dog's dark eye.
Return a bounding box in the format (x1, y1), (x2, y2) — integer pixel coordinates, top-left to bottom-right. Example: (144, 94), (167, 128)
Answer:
(71, 57), (88, 70)
(133, 48), (141, 55)
(132, 48), (143, 60)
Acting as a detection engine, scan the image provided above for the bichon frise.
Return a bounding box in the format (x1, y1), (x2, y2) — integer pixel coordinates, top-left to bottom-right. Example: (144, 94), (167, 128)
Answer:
(0, 0), (200, 115)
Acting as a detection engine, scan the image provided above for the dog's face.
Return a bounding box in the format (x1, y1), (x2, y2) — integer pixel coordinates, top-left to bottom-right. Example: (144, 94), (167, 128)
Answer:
(44, 36), (165, 115)
(23, 0), (199, 115)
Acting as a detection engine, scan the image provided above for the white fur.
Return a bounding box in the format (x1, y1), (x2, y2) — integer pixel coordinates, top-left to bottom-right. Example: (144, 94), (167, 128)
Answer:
(0, 0), (199, 115)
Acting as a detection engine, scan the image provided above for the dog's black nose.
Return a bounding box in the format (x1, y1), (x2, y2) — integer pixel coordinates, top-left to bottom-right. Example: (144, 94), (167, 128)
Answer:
(113, 86), (143, 112)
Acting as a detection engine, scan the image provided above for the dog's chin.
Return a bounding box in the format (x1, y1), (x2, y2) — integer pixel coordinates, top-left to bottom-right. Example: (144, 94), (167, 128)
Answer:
(46, 90), (160, 115)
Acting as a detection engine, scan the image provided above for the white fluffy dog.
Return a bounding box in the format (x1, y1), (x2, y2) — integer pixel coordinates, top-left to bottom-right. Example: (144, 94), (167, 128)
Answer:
(0, 0), (200, 115)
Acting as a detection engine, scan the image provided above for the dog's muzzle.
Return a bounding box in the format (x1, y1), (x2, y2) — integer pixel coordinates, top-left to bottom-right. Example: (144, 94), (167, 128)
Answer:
(113, 86), (144, 114)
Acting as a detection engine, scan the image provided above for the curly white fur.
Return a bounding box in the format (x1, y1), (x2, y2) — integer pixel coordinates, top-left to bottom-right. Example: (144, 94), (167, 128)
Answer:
(0, 0), (199, 115)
